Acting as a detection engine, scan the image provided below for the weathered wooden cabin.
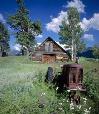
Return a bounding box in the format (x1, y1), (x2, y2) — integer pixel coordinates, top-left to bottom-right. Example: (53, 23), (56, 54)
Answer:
(32, 37), (70, 63)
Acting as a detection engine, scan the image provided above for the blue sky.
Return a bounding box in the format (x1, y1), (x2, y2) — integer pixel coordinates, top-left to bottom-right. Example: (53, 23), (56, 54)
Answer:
(0, 0), (99, 49)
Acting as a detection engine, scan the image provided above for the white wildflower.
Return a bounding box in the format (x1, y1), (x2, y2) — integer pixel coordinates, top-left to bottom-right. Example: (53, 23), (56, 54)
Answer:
(77, 105), (81, 109)
(89, 107), (91, 110)
(67, 90), (70, 92)
(70, 102), (74, 110)
(83, 97), (87, 101)
(41, 92), (46, 96)
(42, 93), (45, 95)
(56, 87), (59, 90)
(59, 103), (62, 105)
(66, 100), (69, 102)
(84, 109), (90, 114)
(84, 100), (86, 104)
(83, 97), (87, 104)
(58, 107), (63, 111)
(63, 99), (65, 102)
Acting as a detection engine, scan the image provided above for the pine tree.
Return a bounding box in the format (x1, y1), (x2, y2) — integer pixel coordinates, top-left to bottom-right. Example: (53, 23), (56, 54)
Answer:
(0, 22), (9, 57)
(8, 0), (42, 55)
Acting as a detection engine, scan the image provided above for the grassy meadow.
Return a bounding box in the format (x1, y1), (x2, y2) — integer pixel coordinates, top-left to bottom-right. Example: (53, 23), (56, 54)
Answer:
(0, 56), (99, 114)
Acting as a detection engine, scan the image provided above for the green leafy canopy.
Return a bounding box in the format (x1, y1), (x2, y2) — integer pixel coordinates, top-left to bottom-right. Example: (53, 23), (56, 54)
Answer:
(59, 7), (85, 54)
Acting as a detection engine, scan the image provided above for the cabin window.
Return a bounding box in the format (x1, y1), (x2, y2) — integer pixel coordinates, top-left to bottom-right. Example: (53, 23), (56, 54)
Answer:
(45, 42), (53, 52)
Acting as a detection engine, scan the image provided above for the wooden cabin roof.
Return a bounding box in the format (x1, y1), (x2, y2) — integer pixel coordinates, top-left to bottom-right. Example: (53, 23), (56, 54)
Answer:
(39, 37), (67, 53)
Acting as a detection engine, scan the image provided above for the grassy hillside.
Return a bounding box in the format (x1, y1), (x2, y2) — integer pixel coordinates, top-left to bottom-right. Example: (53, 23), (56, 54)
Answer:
(0, 56), (99, 114)
(0, 56), (61, 89)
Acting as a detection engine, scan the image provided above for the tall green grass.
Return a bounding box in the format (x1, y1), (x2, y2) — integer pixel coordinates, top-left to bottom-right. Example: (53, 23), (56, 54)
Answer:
(0, 56), (99, 114)
(0, 56), (69, 114)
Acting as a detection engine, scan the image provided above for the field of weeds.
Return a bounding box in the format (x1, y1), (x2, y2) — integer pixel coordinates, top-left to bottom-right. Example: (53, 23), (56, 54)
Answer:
(0, 56), (99, 114)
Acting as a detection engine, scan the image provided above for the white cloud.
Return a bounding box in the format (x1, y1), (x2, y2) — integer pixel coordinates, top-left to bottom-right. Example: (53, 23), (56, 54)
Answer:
(91, 13), (99, 30)
(56, 42), (71, 50)
(46, 11), (67, 33)
(37, 42), (41, 45)
(83, 34), (94, 41)
(0, 13), (6, 23)
(46, 0), (85, 33)
(81, 13), (99, 31)
(80, 18), (90, 31)
(36, 34), (43, 38)
(66, 0), (85, 13)
(13, 44), (21, 51)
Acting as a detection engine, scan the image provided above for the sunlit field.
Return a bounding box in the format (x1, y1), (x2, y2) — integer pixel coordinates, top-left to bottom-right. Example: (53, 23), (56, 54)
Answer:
(0, 56), (99, 114)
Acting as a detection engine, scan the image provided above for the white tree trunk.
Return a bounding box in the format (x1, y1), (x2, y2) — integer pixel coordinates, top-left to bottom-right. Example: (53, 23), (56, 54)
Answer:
(74, 44), (77, 60)
(22, 45), (30, 60)
(71, 39), (74, 61)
